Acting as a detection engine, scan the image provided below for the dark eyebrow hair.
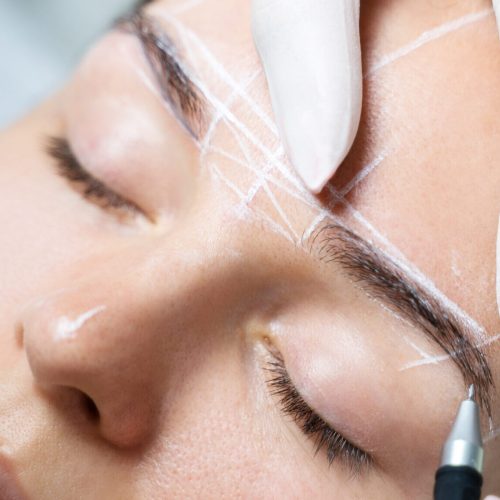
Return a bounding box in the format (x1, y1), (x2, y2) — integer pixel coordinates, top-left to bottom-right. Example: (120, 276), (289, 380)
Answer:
(116, 8), (208, 139)
(309, 223), (494, 415)
(121, 2), (494, 413)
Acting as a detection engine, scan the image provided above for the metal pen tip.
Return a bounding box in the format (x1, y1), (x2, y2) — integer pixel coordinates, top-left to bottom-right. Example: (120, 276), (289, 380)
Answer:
(468, 384), (475, 401)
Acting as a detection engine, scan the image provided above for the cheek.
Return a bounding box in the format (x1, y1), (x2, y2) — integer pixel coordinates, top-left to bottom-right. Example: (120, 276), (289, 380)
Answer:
(131, 343), (330, 499)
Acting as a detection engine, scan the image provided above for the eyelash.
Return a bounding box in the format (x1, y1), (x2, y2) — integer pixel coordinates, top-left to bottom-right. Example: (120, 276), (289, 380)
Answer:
(46, 136), (371, 474)
(264, 352), (372, 475)
(46, 136), (144, 217)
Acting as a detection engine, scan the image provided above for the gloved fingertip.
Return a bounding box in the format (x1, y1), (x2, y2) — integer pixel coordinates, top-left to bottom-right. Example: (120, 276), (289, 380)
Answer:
(290, 137), (348, 195)
(303, 173), (337, 195)
(252, 0), (362, 195)
(295, 162), (339, 195)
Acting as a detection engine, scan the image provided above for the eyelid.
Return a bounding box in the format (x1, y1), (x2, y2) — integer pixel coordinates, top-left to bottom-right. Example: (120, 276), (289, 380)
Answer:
(46, 136), (152, 222)
(264, 350), (372, 475)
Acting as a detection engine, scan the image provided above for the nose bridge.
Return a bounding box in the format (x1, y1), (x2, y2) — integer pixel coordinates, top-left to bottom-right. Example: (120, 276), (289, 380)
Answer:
(21, 221), (250, 447)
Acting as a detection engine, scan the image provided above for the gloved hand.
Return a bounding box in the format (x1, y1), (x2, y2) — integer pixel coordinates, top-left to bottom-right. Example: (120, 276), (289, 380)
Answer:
(252, 0), (500, 194)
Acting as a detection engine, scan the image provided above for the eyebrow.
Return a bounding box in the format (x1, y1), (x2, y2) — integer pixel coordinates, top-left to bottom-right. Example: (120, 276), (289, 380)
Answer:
(117, 8), (208, 139)
(309, 223), (494, 414)
(122, 4), (494, 413)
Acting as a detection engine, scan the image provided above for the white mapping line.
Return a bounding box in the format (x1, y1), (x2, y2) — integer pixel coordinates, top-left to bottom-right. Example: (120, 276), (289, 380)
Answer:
(301, 10), (491, 224)
(209, 163), (295, 242)
(484, 426), (500, 443)
(242, 165), (274, 203)
(132, 5), (491, 208)
(155, 11), (312, 199)
(223, 121), (299, 240)
(128, 11), (313, 245)
(327, 186), (489, 341)
(208, 144), (321, 212)
(156, 10), (279, 138)
(228, 118), (259, 177)
(339, 151), (389, 197)
(243, 168), (273, 203)
(193, 69), (305, 191)
(201, 101), (235, 156)
(54, 306), (107, 342)
(401, 353), (451, 370)
(208, 162), (246, 198)
(132, 8), (491, 344)
(302, 211), (331, 242)
(400, 332), (500, 371)
(236, 136), (283, 205)
(404, 337), (435, 361)
(224, 116), (276, 203)
(496, 214), (500, 318)
(261, 181), (300, 241)
(366, 8), (493, 77)
(243, 155), (278, 205)
(300, 151), (390, 240)
(128, 31), (304, 199)
(200, 69), (262, 157)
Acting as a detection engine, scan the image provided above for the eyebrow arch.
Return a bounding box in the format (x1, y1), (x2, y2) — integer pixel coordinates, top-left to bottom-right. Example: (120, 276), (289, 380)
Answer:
(117, 9), (208, 140)
(119, 4), (494, 413)
(309, 223), (494, 415)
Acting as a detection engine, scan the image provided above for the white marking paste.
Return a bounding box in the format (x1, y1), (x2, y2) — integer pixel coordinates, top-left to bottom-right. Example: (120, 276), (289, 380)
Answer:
(484, 425), (500, 443)
(129, 4), (490, 345)
(54, 306), (107, 342)
(400, 333), (500, 371)
(366, 8), (493, 78)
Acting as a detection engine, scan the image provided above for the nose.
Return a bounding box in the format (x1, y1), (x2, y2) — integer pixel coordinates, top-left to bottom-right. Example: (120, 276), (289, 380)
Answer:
(18, 229), (251, 448)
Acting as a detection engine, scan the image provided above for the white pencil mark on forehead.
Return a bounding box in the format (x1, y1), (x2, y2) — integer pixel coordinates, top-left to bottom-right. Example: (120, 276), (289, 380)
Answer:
(400, 332), (500, 371)
(366, 8), (493, 78)
(133, 3), (492, 344)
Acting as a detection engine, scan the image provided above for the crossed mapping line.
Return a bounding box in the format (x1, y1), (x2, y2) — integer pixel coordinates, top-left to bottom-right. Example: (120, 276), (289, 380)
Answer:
(141, 4), (499, 439)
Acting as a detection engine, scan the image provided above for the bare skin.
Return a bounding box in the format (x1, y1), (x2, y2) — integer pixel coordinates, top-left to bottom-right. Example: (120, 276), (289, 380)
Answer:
(0, 0), (499, 498)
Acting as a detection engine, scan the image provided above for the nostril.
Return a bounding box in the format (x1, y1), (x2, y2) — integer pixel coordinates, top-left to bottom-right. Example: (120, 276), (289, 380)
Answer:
(81, 393), (100, 422)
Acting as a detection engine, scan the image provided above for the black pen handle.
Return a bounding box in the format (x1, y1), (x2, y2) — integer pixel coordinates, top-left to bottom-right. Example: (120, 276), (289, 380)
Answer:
(433, 465), (482, 500)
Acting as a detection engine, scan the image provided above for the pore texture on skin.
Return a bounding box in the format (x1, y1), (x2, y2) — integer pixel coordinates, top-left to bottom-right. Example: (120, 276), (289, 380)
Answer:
(130, 0), (500, 433)
(0, 0), (499, 498)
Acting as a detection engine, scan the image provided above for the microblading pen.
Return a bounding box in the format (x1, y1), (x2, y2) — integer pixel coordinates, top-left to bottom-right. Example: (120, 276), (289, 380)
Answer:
(433, 385), (483, 500)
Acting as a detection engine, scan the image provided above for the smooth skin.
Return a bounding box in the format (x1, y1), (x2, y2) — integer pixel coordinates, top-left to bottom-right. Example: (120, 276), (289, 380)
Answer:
(0, 0), (499, 498)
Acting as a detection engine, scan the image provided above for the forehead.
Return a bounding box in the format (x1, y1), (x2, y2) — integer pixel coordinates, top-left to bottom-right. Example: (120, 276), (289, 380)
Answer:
(146, 0), (500, 333)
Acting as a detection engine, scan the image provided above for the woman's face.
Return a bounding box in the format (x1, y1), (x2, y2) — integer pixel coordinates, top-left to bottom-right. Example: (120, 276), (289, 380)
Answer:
(1, 0), (499, 498)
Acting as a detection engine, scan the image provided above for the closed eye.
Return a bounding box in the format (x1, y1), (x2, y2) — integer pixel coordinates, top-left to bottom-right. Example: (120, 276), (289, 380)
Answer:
(264, 351), (372, 475)
(46, 136), (150, 221)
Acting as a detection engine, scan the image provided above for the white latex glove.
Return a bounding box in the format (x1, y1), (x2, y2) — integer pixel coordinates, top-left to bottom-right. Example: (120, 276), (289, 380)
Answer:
(252, 1), (500, 194)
